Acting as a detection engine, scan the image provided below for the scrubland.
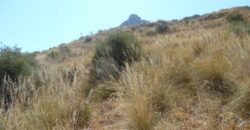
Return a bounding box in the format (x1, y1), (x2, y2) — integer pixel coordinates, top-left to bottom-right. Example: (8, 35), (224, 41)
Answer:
(1, 7), (250, 130)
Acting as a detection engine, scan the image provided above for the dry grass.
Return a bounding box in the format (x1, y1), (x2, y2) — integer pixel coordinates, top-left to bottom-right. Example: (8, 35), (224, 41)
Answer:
(119, 26), (250, 129)
(1, 7), (250, 130)
(0, 50), (94, 130)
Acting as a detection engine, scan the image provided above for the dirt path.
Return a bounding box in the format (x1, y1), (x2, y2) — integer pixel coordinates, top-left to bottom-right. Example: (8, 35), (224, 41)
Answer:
(86, 97), (129, 130)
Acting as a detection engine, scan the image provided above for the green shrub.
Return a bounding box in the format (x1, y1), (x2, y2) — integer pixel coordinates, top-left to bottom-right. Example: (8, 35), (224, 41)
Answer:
(46, 51), (59, 60)
(156, 23), (169, 34)
(226, 13), (250, 36)
(90, 31), (142, 83)
(84, 36), (92, 43)
(0, 46), (37, 84)
(228, 22), (250, 36)
(0, 45), (37, 109)
(95, 31), (141, 67)
(226, 13), (244, 23)
(46, 46), (72, 62)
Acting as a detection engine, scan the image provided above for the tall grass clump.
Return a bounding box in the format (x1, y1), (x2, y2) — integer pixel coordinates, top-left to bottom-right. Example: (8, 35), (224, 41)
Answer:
(33, 91), (91, 129)
(193, 53), (235, 97)
(128, 95), (156, 130)
(89, 31), (142, 83)
(122, 67), (157, 130)
(0, 85), (91, 130)
(0, 62), (92, 129)
(121, 58), (176, 130)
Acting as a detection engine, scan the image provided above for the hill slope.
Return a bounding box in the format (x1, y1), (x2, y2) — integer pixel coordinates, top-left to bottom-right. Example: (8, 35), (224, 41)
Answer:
(2, 6), (250, 130)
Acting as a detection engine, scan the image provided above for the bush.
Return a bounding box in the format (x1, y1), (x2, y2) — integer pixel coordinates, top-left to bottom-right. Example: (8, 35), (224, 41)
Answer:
(89, 31), (142, 83)
(46, 46), (72, 62)
(156, 23), (169, 34)
(228, 22), (250, 36)
(0, 45), (37, 109)
(84, 36), (92, 43)
(46, 51), (59, 60)
(226, 13), (244, 23)
(0, 46), (37, 84)
(226, 13), (250, 36)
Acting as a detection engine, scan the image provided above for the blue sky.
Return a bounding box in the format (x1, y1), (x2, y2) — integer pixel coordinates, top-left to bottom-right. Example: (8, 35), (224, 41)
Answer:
(0, 0), (249, 52)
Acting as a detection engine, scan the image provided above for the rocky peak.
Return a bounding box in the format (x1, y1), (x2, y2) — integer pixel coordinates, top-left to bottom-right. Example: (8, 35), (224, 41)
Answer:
(120, 14), (149, 27)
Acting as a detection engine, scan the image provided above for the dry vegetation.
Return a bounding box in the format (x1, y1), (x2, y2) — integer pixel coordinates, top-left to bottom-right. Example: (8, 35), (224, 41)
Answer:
(1, 6), (250, 130)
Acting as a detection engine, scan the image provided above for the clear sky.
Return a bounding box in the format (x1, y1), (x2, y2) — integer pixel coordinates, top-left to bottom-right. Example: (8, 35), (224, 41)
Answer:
(0, 0), (249, 52)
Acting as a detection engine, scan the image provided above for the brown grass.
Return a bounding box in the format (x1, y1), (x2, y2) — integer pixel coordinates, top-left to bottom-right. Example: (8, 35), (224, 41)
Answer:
(1, 7), (250, 130)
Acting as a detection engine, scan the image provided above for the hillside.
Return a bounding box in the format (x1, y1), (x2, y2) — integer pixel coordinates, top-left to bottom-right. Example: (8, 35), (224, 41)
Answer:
(1, 6), (250, 130)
